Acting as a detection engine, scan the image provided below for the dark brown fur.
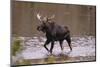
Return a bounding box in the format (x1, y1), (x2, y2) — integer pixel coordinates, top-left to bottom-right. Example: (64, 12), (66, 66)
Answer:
(37, 18), (72, 54)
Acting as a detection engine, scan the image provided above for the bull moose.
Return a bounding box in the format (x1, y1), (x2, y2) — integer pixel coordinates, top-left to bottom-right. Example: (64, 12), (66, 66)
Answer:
(36, 14), (72, 54)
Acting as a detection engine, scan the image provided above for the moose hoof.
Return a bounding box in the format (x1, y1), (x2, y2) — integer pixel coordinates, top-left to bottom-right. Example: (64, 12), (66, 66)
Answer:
(70, 49), (72, 51)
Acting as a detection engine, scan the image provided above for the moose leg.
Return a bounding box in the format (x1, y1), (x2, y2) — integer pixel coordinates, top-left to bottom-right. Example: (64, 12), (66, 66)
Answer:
(59, 40), (63, 51)
(44, 40), (50, 52)
(66, 35), (72, 51)
(50, 41), (54, 54)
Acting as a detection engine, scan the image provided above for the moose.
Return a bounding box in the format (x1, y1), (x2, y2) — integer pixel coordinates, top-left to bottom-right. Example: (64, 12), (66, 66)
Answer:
(36, 14), (72, 54)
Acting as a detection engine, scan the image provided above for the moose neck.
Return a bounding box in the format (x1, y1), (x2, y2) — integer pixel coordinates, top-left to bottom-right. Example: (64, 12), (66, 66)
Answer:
(45, 22), (55, 36)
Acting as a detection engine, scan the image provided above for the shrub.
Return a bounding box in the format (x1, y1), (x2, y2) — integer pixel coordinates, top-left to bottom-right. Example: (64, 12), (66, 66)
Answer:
(12, 38), (22, 56)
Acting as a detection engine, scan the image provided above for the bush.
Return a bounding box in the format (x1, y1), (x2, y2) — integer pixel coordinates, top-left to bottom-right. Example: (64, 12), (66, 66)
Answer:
(12, 38), (22, 56)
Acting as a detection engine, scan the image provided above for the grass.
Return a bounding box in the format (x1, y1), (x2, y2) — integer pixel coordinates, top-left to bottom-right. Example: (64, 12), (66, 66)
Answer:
(46, 55), (56, 63)
(11, 37), (23, 56)
(16, 59), (31, 65)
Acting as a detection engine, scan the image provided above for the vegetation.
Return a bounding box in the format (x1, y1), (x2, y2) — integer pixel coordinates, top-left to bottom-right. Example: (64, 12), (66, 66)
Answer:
(12, 37), (23, 56)
(45, 55), (56, 63)
(16, 59), (31, 65)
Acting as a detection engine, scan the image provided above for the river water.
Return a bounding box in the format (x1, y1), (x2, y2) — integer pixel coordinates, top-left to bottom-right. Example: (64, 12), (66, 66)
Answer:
(11, 36), (96, 65)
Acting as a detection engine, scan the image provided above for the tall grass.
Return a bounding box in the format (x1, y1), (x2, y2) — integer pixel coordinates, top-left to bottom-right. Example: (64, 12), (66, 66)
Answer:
(12, 37), (23, 56)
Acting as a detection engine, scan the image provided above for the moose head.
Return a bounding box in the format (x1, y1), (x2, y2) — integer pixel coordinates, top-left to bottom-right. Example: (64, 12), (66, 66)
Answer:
(36, 14), (55, 33)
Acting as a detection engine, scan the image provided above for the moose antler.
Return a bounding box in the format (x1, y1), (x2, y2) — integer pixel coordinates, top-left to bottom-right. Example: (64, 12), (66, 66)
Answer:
(43, 15), (55, 22)
(37, 13), (42, 21)
(48, 15), (55, 20)
(37, 13), (55, 22)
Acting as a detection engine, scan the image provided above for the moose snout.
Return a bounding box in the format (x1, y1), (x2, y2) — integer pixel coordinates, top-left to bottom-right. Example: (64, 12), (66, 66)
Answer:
(37, 26), (43, 31)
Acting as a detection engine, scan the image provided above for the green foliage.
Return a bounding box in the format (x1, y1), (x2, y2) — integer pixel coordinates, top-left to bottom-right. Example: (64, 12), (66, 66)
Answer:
(12, 38), (22, 56)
